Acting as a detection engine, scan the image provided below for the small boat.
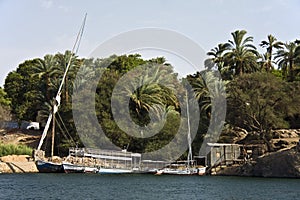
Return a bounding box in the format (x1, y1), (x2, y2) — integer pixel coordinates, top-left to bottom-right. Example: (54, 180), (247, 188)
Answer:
(197, 166), (206, 176)
(155, 161), (198, 175)
(155, 93), (206, 176)
(155, 164), (206, 176)
(36, 160), (64, 173)
(98, 168), (133, 174)
(62, 162), (98, 173)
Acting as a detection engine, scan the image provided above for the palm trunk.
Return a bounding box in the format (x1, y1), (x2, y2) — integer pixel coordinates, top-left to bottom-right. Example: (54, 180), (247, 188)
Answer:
(289, 59), (294, 81)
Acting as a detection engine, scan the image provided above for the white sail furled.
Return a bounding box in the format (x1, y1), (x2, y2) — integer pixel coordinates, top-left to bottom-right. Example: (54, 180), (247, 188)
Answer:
(36, 13), (87, 153)
(37, 113), (53, 150)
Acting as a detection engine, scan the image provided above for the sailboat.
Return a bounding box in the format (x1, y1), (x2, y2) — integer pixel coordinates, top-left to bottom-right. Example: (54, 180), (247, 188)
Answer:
(34, 14), (87, 173)
(156, 93), (206, 175)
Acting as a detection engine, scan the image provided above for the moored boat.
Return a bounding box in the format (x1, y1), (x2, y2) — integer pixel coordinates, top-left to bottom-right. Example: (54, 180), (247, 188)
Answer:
(62, 162), (98, 173)
(36, 160), (64, 173)
(155, 164), (206, 176)
(197, 166), (206, 176)
(155, 161), (199, 175)
(64, 148), (142, 174)
(98, 168), (133, 174)
(155, 93), (206, 176)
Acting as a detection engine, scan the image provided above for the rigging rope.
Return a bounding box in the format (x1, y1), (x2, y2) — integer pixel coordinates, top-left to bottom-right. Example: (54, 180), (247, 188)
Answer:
(56, 112), (77, 147)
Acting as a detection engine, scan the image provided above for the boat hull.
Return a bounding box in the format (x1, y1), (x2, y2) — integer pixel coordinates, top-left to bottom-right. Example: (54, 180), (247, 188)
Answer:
(63, 163), (98, 173)
(161, 168), (198, 175)
(98, 168), (132, 174)
(197, 167), (206, 176)
(36, 160), (64, 173)
(156, 167), (206, 175)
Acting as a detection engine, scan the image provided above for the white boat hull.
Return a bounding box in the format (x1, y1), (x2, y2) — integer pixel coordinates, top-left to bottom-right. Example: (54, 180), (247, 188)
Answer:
(156, 167), (206, 175)
(98, 168), (132, 174)
(197, 167), (206, 176)
(161, 168), (198, 175)
(63, 162), (98, 173)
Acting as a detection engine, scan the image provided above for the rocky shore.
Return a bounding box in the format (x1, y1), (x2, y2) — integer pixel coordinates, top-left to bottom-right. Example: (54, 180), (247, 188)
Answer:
(217, 147), (300, 178)
(0, 155), (38, 173)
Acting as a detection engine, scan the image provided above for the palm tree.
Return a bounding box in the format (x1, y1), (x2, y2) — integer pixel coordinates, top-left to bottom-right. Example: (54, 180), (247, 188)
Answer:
(258, 53), (273, 72)
(54, 50), (80, 104)
(207, 43), (230, 71)
(275, 41), (300, 81)
(190, 73), (210, 116)
(224, 30), (259, 76)
(260, 35), (283, 61)
(117, 63), (180, 126)
(130, 64), (178, 115)
(130, 81), (163, 115)
(189, 71), (227, 118)
(259, 34), (283, 71)
(73, 58), (96, 91)
(32, 54), (57, 102)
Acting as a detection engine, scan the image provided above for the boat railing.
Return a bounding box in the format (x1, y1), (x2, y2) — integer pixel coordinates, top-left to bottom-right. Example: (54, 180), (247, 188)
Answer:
(68, 147), (142, 158)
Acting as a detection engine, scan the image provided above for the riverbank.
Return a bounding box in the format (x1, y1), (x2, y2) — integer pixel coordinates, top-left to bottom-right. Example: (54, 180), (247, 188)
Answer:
(0, 155), (38, 173)
(216, 147), (300, 178)
(1, 128), (300, 177)
(1, 149), (300, 177)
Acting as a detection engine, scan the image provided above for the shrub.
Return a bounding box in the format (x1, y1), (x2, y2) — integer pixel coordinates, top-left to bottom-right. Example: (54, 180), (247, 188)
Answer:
(0, 143), (33, 157)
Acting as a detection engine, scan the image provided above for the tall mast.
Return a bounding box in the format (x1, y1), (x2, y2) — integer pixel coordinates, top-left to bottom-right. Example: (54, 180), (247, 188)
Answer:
(51, 101), (56, 157)
(37, 13), (87, 152)
(186, 91), (192, 168)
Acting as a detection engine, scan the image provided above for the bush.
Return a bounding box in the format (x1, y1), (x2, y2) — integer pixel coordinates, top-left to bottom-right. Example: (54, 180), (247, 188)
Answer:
(0, 143), (33, 157)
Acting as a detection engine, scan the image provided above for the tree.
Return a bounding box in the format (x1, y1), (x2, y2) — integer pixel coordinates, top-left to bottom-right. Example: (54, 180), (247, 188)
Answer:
(54, 50), (80, 104)
(0, 87), (10, 107)
(32, 55), (57, 102)
(207, 43), (230, 70)
(187, 71), (227, 118)
(5, 59), (41, 121)
(224, 30), (259, 76)
(91, 55), (183, 152)
(259, 34), (283, 71)
(120, 62), (180, 126)
(187, 72), (210, 117)
(258, 53), (272, 72)
(0, 87), (11, 121)
(226, 72), (300, 151)
(275, 41), (300, 81)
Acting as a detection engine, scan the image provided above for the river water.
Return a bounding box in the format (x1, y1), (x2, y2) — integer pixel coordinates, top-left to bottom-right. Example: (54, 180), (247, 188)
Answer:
(0, 174), (299, 200)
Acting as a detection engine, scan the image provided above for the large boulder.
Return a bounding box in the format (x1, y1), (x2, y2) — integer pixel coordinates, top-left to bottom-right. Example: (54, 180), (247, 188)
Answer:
(219, 147), (300, 178)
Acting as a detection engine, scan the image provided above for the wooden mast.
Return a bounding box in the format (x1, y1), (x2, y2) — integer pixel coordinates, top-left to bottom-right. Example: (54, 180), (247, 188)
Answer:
(51, 101), (56, 158)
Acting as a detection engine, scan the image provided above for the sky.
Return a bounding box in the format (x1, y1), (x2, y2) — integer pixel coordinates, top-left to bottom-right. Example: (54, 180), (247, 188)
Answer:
(1, 0), (300, 86)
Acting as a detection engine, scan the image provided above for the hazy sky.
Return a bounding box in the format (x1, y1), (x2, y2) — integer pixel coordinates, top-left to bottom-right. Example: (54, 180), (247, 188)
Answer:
(1, 0), (300, 86)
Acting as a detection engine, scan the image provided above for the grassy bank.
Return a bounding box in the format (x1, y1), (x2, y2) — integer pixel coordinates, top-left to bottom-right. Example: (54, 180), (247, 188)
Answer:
(0, 143), (33, 157)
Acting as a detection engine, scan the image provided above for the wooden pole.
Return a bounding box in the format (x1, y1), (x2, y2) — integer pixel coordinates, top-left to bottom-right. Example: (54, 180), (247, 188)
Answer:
(51, 104), (55, 158)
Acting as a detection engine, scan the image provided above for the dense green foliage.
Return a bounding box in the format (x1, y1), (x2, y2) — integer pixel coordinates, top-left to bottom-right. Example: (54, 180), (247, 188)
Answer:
(0, 143), (33, 157)
(3, 29), (300, 156)
(0, 87), (10, 107)
(0, 87), (11, 121)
